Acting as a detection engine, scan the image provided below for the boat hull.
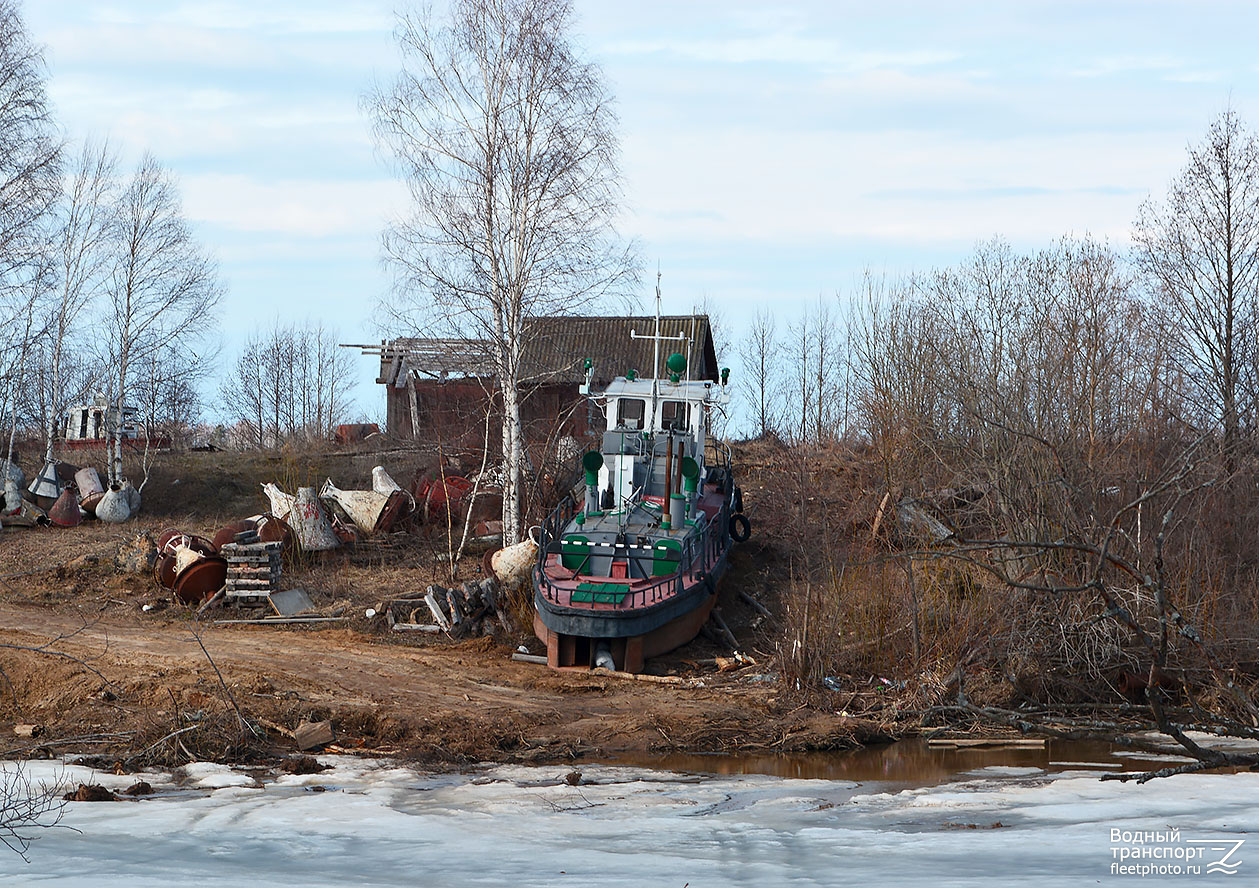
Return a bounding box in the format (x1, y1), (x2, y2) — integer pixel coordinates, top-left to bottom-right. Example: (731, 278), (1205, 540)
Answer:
(532, 547), (729, 672)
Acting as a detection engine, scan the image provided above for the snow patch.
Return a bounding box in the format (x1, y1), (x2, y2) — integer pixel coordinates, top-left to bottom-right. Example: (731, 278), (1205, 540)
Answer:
(2, 760), (1255, 886)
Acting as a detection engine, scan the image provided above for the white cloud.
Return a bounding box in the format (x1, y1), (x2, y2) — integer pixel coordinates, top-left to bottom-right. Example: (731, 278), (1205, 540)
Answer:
(1066, 54), (1210, 80)
(42, 22), (271, 68)
(37, 6), (395, 73)
(604, 33), (958, 73)
(46, 74), (371, 160)
(619, 127), (1182, 250)
(88, 1), (393, 34)
(180, 175), (406, 238)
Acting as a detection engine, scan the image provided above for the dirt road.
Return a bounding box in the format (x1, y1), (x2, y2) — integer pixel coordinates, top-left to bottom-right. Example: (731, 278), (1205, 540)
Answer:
(0, 594), (865, 765)
(0, 493), (875, 766)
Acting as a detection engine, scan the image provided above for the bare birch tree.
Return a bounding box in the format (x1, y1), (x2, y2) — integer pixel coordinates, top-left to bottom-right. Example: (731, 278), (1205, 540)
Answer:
(368, 0), (635, 544)
(103, 154), (220, 484)
(1134, 110), (1259, 456)
(0, 0), (58, 299)
(39, 139), (117, 461)
(738, 307), (780, 439)
(0, 0), (60, 464)
(220, 321), (355, 448)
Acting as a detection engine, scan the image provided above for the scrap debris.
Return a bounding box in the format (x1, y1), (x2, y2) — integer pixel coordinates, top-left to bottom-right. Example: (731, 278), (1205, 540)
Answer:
(381, 577), (507, 636)
(12, 457), (521, 645)
(0, 457), (143, 527)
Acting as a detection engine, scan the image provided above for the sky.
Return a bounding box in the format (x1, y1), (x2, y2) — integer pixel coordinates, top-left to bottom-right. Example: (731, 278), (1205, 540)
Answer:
(21, 1), (1259, 421)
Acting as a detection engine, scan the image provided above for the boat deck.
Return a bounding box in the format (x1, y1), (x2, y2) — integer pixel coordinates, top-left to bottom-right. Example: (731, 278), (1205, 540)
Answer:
(536, 497), (725, 613)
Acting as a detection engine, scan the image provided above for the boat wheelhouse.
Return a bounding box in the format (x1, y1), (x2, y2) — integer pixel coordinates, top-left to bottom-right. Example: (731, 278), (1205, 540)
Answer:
(532, 311), (748, 673)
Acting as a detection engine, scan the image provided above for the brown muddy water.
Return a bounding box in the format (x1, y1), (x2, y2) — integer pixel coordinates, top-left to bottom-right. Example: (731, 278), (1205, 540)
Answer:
(606, 738), (1188, 785)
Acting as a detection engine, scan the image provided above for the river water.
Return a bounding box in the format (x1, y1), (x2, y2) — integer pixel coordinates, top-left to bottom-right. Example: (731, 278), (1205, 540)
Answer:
(1, 741), (1254, 886)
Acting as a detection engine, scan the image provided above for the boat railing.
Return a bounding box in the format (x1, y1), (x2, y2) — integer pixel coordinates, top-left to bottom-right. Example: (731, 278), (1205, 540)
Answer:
(704, 437), (732, 473)
(535, 498), (730, 611)
(538, 493), (580, 569)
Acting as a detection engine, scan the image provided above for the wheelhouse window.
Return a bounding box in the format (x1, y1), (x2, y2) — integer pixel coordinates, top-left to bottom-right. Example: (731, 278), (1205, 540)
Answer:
(661, 400), (690, 432)
(618, 398), (646, 430)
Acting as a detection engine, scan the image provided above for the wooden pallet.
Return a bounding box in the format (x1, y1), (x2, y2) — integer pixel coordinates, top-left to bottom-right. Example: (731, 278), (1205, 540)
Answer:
(222, 540), (283, 606)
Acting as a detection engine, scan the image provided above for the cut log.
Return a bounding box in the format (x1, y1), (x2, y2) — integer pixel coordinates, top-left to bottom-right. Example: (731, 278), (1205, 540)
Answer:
(445, 588), (464, 625)
(511, 652), (548, 665)
(212, 616), (346, 625)
(594, 670), (703, 687)
(738, 590), (774, 620)
(479, 577), (499, 611)
(294, 720), (335, 751)
(252, 716), (295, 739)
(709, 609), (740, 651)
(226, 579), (274, 589)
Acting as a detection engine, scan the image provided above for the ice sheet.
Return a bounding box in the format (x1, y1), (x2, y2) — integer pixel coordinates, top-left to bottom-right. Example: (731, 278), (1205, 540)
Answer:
(0, 758), (1253, 886)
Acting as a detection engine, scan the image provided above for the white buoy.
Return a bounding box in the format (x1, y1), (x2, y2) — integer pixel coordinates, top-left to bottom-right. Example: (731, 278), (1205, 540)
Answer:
(95, 484), (132, 523)
(0, 459), (24, 490)
(371, 466), (402, 496)
(3, 478), (21, 512)
(173, 545), (205, 578)
(491, 535), (539, 588)
(27, 460), (61, 500)
(320, 478), (388, 534)
(120, 479), (141, 516)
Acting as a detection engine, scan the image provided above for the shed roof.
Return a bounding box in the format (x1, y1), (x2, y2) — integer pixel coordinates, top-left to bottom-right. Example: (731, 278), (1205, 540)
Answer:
(378, 315), (718, 386)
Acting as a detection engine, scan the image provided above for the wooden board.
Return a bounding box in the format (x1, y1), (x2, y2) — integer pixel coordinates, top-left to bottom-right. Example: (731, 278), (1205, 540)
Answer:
(926, 738), (1046, 749)
(212, 616), (345, 625)
(294, 720), (335, 750)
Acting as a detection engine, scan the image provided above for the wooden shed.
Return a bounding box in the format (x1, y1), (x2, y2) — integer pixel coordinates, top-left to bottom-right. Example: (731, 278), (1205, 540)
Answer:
(367, 315), (719, 453)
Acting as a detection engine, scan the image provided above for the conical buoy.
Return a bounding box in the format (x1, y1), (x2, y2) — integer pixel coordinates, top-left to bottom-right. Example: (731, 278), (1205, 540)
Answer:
(371, 466), (401, 495)
(292, 486), (339, 551)
(27, 460), (61, 501)
(95, 484), (131, 523)
(320, 478), (388, 534)
(3, 478), (21, 513)
(48, 487), (83, 527)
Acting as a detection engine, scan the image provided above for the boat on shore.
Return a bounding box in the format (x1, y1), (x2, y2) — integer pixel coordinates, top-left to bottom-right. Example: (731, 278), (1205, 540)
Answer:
(532, 301), (750, 672)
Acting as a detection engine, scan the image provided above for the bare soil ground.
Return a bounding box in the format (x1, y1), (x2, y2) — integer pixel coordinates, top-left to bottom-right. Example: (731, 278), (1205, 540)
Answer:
(0, 446), (890, 769)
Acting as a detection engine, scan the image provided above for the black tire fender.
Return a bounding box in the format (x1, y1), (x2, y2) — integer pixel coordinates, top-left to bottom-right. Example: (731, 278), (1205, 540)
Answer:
(729, 512), (751, 543)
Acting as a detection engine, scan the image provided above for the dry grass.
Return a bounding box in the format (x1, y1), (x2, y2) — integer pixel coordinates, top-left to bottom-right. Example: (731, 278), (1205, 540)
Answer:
(732, 437), (1259, 711)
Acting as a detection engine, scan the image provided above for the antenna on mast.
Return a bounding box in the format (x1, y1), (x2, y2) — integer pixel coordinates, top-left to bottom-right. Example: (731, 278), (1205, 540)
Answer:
(629, 266), (687, 400)
(653, 269), (662, 382)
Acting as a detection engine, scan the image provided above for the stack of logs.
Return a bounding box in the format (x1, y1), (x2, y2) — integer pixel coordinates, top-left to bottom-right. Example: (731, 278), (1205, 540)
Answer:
(384, 577), (510, 637)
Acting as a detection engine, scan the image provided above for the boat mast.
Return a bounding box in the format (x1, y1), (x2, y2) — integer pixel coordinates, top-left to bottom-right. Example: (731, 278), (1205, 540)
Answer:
(652, 271), (662, 418)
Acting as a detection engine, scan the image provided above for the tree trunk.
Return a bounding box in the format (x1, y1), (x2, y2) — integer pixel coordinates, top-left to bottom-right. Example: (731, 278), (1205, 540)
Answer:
(500, 375), (524, 545)
(112, 354), (129, 485)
